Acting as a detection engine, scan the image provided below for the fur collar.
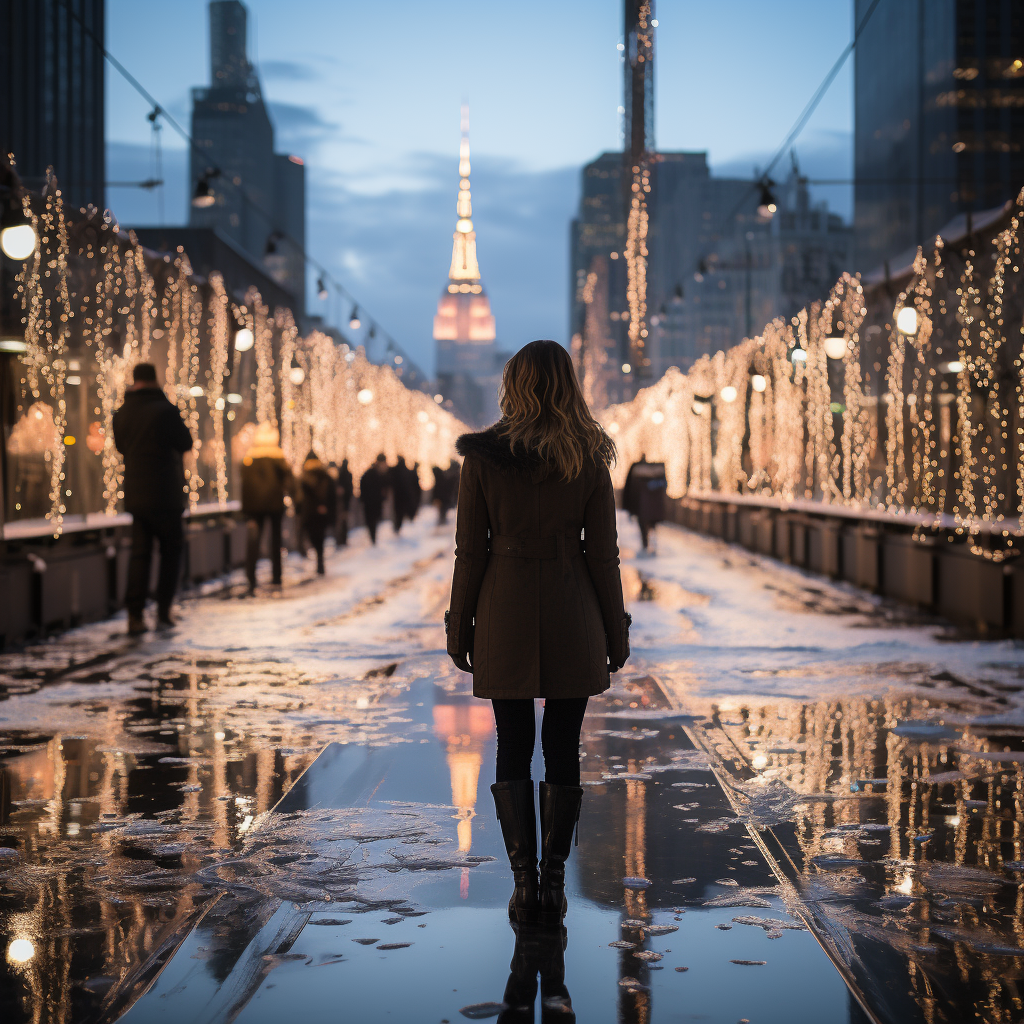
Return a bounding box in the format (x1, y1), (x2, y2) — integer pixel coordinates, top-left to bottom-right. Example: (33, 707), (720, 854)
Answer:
(456, 425), (548, 477)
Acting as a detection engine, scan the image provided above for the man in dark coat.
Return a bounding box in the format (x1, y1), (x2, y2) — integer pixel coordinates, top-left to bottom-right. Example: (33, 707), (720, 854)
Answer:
(112, 362), (194, 635)
(240, 423), (294, 593)
(298, 450), (336, 575)
(359, 454), (390, 544)
(623, 455), (667, 552)
(332, 458), (353, 546)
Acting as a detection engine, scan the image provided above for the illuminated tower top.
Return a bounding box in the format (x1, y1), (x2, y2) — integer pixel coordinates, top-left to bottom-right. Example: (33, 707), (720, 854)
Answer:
(448, 105), (482, 283)
(434, 106), (496, 351)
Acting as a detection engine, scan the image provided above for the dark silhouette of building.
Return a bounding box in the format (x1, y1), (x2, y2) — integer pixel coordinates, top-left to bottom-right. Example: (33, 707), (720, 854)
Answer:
(854, 0), (1024, 273)
(0, 0), (105, 211)
(188, 0), (306, 312)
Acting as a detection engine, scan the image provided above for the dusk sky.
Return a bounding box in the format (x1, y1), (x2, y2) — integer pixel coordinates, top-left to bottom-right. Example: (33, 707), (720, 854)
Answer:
(106, 0), (854, 375)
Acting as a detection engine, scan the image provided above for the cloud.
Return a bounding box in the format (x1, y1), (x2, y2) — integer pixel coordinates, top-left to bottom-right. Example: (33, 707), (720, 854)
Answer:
(267, 102), (340, 155)
(259, 59), (320, 82)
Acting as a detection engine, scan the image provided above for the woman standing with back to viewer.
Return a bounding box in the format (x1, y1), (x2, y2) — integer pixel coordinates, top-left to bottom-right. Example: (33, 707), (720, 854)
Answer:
(445, 340), (631, 924)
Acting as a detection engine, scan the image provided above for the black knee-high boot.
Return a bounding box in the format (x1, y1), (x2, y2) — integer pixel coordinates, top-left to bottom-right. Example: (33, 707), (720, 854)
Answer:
(491, 780), (539, 921)
(538, 782), (583, 922)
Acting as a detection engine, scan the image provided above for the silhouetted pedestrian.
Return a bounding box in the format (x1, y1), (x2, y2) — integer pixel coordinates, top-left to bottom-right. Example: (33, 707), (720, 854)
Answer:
(390, 455), (417, 533)
(333, 458), (353, 545)
(360, 454), (390, 544)
(241, 423), (293, 593)
(623, 455), (667, 552)
(299, 450), (336, 575)
(112, 362), (194, 635)
(433, 459), (460, 524)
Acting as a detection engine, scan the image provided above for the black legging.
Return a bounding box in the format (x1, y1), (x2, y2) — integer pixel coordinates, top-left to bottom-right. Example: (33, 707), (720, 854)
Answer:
(492, 697), (589, 787)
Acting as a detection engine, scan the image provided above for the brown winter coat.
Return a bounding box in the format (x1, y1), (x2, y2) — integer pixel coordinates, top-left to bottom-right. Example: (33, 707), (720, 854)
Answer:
(446, 426), (630, 699)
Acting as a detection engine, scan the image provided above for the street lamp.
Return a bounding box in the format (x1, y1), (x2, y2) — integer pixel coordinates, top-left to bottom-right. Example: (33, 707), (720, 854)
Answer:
(191, 168), (220, 208)
(896, 305), (918, 335)
(756, 179), (778, 220)
(0, 195), (36, 260)
(824, 336), (848, 360)
(234, 326), (254, 352)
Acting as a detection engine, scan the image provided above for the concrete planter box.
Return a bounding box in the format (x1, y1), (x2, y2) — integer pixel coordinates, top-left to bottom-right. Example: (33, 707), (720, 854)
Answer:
(842, 525), (881, 592)
(754, 511), (774, 556)
(186, 523), (225, 582)
(723, 505), (739, 543)
(807, 520), (841, 578)
(0, 561), (34, 648)
(226, 519), (248, 568)
(39, 546), (108, 630)
(773, 515), (791, 563)
(936, 546), (1006, 630)
(881, 533), (935, 608)
(789, 517), (809, 568)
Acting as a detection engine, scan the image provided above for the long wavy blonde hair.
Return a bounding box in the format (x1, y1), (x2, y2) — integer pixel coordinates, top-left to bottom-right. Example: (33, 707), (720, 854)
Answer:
(498, 340), (615, 479)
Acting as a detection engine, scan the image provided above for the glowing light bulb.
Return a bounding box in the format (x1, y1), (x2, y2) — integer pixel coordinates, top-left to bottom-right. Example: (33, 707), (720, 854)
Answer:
(189, 385), (204, 398)
(7, 939), (34, 964)
(622, 363), (632, 374)
(0, 224), (37, 259)
(651, 410), (665, 424)
(896, 305), (918, 335)
(751, 754), (768, 769)
(226, 393), (242, 404)
(791, 347), (807, 363)
(824, 336), (848, 360)
(234, 327), (254, 352)
(751, 374), (767, 393)
(456, 218), (473, 234)
(289, 366), (305, 386)
(357, 388), (374, 405)
(720, 385), (738, 403)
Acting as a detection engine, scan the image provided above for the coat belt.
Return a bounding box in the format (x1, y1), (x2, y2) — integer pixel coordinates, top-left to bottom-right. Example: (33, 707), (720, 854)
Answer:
(491, 533), (582, 559)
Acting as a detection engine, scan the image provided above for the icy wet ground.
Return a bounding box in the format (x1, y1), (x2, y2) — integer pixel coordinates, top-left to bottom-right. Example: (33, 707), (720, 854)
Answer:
(1, 513), (1023, 1022)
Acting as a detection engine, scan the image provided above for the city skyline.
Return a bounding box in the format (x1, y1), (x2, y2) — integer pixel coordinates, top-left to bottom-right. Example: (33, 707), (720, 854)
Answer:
(105, 0), (854, 376)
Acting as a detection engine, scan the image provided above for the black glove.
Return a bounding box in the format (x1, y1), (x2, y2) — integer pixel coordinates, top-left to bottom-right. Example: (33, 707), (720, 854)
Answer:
(608, 613), (631, 673)
(445, 610), (473, 673)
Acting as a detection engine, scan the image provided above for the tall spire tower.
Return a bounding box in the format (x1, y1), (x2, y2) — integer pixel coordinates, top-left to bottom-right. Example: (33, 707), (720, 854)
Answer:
(434, 106), (501, 425)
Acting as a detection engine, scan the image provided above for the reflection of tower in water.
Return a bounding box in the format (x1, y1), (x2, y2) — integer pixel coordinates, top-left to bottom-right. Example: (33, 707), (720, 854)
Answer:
(432, 701), (494, 898)
(620, 759), (652, 1024)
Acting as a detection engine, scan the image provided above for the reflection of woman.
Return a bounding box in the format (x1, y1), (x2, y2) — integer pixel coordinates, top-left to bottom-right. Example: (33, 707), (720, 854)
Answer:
(446, 340), (630, 924)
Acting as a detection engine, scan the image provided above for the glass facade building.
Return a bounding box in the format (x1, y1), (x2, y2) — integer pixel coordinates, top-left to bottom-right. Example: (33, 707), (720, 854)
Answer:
(854, 0), (1024, 272)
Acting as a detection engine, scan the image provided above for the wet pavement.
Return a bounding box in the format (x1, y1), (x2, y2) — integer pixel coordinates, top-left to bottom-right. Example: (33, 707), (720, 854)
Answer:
(2, 514), (1024, 1022)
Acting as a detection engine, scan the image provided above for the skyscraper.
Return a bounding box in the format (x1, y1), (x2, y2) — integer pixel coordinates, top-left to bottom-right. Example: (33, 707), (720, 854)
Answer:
(854, 0), (1024, 273)
(433, 109), (504, 425)
(189, 0), (305, 312)
(0, 0), (105, 211)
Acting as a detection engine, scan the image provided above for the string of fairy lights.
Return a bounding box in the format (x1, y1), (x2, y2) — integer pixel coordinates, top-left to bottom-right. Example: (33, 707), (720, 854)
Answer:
(7, 176), (467, 536)
(598, 187), (1024, 560)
